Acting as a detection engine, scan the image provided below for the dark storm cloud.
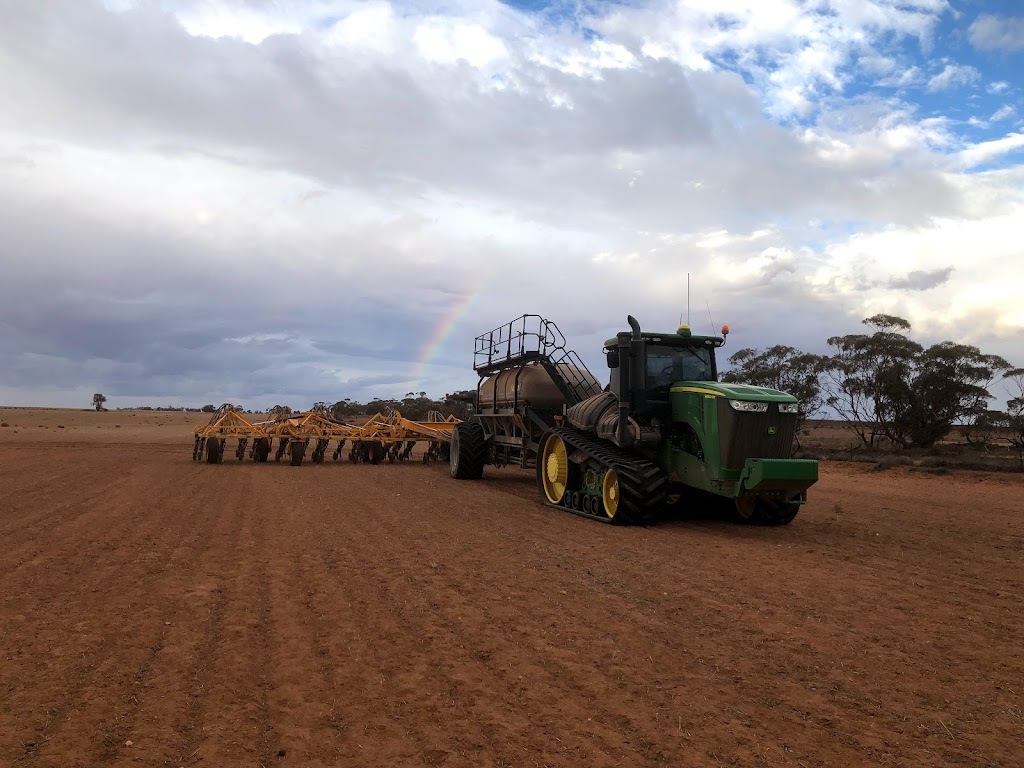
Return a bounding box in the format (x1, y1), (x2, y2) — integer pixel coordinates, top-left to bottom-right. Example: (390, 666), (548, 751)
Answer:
(0, 189), (460, 405)
(887, 266), (955, 291)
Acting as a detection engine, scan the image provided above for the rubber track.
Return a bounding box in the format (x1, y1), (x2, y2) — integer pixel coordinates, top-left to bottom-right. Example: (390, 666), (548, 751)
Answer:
(548, 427), (668, 525)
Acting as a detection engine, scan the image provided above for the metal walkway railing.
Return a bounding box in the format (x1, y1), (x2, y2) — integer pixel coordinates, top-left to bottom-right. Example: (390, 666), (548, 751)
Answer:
(473, 315), (601, 406)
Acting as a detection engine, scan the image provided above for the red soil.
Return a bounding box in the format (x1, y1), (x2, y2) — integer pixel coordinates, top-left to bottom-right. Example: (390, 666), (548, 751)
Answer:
(1, 410), (1022, 767)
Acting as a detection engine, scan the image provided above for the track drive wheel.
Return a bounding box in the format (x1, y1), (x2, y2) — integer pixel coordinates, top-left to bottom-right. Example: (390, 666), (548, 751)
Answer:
(538, 432), (569, 505)
(734, 496), (757, 523)
(601, 468), (621, 521)
(763, 497), (801, 525)
(772, 503), (800, 525)
(735, 496), (800, 525)
(206, 437), (223, 464)
(450, 422), (486, 480)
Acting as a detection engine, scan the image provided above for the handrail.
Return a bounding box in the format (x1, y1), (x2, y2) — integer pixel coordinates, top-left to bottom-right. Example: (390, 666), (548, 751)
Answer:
(472, 315), (601, 405)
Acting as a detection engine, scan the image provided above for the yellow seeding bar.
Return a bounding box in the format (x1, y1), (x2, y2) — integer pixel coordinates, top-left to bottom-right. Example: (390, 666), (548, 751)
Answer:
(193, 404), (457, 466)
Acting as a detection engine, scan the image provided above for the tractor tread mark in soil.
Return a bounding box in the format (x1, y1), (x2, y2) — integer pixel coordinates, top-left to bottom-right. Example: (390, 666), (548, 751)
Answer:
(540, 426), (668, 525)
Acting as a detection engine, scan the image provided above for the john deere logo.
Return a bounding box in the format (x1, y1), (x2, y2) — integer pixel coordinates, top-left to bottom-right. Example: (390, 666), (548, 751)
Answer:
(767, 426), (777, 435)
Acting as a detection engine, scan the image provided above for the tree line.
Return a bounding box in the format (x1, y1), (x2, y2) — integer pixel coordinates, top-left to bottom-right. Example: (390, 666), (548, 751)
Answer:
(722, 314), (1024, 466)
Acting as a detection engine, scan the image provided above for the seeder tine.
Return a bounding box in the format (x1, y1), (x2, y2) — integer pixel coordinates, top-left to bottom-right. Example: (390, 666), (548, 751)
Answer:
(312, 438), (330, 464)
(192, 406), (459, 468)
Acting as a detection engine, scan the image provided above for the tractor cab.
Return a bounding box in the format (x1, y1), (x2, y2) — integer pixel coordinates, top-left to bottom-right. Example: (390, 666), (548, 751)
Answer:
(645, 334), (716, 394)
(606, 321), (727, 418)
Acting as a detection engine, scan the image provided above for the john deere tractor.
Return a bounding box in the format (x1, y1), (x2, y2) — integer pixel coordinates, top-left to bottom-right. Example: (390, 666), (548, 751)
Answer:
(449, 314), (817, 525)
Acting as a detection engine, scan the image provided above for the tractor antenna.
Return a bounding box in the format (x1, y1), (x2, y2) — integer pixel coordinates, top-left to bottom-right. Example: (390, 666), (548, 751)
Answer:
(687, 273), (690, 326)
(705, 299), (716, 336)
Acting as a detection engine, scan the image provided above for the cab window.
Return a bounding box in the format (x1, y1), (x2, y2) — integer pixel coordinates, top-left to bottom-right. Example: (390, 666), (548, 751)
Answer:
(647, 346), (712, 393)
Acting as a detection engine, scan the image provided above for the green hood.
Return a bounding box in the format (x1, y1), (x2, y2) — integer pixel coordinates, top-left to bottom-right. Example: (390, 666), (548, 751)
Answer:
(669, 381), (797, 403)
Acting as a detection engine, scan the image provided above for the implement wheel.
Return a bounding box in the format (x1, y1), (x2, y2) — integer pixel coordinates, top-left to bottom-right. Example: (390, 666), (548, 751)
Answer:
(254, 438), (271, 462)
(450, 422), (486, 480)
(206, 437), (223, 464)
(369, 441), (385, 465)
(289, 441), (305, 467)
(601, 468), (620, 520)
(538, 432), (569, 505)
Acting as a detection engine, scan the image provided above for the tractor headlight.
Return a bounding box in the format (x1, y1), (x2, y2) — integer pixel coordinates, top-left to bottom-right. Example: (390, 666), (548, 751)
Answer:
(778, 402), (799, 414)
(729, 400), (769, 413)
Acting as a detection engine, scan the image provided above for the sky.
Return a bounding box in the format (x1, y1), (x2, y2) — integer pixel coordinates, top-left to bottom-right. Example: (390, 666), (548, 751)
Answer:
(1, 0), (1022, 410)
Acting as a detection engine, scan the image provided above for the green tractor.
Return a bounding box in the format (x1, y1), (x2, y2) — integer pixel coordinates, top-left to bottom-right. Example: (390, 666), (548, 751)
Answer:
(449, 314), (817, 525)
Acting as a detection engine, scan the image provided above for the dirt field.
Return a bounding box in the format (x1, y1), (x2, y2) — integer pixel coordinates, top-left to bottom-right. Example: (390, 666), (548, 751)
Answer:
(1, 409), (1022, 767)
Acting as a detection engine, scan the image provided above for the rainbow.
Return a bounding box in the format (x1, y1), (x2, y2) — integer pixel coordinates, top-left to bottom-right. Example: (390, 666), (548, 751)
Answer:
(409, 287), (483, 390)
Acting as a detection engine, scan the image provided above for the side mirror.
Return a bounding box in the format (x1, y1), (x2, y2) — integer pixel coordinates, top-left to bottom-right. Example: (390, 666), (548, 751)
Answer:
(606, 349), (620, 369)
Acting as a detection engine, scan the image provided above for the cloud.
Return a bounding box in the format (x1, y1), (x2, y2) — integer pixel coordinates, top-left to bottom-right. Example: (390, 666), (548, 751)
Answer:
(887, 267), (954, 291)
(957, 133), (1024, 169)
(990, 105), (1016, 122)
(806, 170), (1024, 348)
(625, 1), (946, 117)
(926, 63), (980, 92)
(969, 14), (1024, 52)
(0, 0), (1021, 409)
(877, 66), (923, 88)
